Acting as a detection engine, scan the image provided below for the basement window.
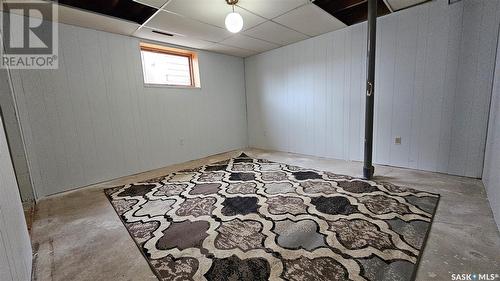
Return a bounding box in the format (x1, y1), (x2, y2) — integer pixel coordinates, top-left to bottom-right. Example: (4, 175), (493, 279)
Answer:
(140, 42), (200, 88)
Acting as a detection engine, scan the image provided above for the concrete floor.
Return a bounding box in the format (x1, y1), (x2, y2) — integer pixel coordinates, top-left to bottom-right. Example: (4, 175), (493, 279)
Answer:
(31, 149), (500, 281)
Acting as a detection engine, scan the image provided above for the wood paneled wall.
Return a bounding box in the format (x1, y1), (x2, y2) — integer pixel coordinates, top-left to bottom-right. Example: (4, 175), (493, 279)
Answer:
(10, 23), (248, 198)
(245, 0), (500, 177)
(483, 23), (500, 230)
(0, 114), (32, 281)
(0, 67), (33, 203)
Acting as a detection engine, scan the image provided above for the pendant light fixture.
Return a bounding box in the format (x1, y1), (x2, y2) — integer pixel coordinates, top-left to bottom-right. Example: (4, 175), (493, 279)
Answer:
(225, 0), (243, 33)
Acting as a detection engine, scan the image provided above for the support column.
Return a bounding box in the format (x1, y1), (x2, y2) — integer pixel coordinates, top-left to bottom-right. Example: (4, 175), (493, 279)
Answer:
(363, 0), (377, 180)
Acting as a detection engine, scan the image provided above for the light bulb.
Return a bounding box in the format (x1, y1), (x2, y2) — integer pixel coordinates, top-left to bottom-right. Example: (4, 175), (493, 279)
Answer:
(225, 12), (243, 33)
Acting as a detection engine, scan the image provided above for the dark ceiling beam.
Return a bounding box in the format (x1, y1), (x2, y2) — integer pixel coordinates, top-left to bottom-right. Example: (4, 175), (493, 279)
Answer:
(314, 0), (390, 26)
(53, 0), (157, 24)
(313, 0), (367, 14)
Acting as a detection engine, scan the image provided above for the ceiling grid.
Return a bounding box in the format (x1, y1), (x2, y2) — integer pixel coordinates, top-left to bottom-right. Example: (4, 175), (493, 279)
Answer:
(26, 0), (431, 57)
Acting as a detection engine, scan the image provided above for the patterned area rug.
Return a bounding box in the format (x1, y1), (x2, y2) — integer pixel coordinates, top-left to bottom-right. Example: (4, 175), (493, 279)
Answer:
(105, 153), (439, 281)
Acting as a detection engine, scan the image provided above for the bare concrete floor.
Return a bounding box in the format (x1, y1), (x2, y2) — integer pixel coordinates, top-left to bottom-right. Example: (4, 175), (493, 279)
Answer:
(31, 148), (500, 281)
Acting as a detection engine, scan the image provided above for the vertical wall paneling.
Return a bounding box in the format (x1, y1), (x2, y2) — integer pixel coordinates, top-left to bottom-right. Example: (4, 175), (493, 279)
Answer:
(329, 31), (344, 159)
(436, 2), (464, 174)
(342, 29), (352, 161)
(0, 67), (34, 202)
(418, 0), (450, 172)
(374, 13), (397, 165)
(389, 8), (418, 168)
(483, 7), (500, 230)
(0, 222), (14, 281)
(0, 113), (32, 281)
(464, 0), (500, 177)
(347, 23), (365, 162)
(10, 19), (248, 197)
(447, 0), (482, 175)
(245, 0), (500, 177)
(408, 3), (431, 170)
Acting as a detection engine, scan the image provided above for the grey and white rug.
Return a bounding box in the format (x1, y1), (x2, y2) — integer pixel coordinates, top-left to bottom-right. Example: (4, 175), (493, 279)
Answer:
(105, 153), (439, 281)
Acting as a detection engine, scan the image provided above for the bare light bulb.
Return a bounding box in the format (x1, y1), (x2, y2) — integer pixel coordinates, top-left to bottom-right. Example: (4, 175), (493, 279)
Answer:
(225, 12), (243, 33)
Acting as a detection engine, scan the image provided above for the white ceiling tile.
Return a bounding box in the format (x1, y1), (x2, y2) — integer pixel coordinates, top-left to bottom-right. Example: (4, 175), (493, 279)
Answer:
(56, 4), (140, 36)
(133, 0), (169, 9)
(134, 27), (214, 49)
(237, 0), (309, 19)
(164, 0), (266, 31)
(219, 34), (279, 52)
(385, 0), (428, 11)
(243, 21), (308, 46)
(205, 43), (257, 57)
(273, 4), (346, 37)
(145, 10), (232, 42)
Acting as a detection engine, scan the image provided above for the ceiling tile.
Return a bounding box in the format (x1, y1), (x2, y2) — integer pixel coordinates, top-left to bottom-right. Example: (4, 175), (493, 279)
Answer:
(164, 0), (266, 31)
(133, 0), (169, 9)
(243, 21), (308, 46)
(219, 34), (279, 52)
(237, 0), (309, 19)
(134, 27), (214, 49)
(145, 10), (232, 42)
(56, 4), (140, 36)
(385, 0), (429, 11)
(205, 43), (257, 57)
(273, 4), (346, 37)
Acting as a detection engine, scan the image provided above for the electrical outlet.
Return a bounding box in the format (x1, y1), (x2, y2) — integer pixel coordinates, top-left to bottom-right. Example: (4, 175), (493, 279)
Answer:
(179, 139), (184, 146)
(395, 137), (402, 145)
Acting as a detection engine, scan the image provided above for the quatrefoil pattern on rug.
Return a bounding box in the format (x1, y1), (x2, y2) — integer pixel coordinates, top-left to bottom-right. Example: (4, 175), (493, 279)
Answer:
(105, 153), (439, 281)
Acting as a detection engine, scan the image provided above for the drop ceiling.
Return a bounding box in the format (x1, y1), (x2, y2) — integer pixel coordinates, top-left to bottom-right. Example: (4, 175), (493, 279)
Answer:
(31, 0), (430, 57)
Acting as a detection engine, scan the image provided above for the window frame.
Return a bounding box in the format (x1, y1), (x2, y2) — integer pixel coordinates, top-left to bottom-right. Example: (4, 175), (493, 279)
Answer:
(139, 42), (201, 88)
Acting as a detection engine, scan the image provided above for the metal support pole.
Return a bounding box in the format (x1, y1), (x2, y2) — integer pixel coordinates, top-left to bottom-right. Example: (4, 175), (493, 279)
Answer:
(363, 0), (377, 180)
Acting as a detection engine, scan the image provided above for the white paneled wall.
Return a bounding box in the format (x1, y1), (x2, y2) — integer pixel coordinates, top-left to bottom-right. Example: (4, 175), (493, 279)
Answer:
(0, 114), (32, 281)
(483, 27), (500, 230)
(245, 0), (500, 178)
(0, 68), (34, 203)
(10, 23), (248, 198)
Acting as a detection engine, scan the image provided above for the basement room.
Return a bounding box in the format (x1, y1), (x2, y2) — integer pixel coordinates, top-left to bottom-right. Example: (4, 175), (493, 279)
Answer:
(0, 0), (499, 280)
